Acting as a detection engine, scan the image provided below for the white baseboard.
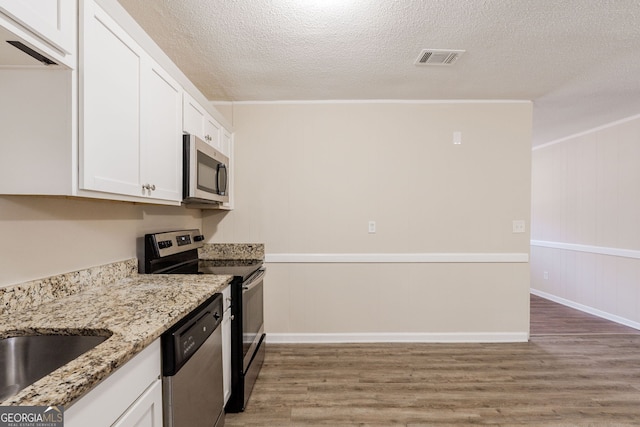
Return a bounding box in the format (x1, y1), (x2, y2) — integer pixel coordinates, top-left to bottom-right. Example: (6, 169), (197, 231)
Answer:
(531, 288), (640, 331)
(265, 332), (529, 344)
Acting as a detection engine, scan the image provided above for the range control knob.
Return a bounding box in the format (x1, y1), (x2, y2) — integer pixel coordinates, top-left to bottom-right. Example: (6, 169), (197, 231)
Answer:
(158, 240), (173, 249)
(194, 235), (205, 242)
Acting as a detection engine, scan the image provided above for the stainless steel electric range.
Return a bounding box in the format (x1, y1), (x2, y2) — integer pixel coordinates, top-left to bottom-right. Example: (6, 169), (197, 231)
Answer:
(143, 229), (266, 413)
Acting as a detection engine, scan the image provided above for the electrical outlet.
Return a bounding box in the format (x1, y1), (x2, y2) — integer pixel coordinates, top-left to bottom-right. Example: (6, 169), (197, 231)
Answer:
(543, 271), (549, 280)
(512, 220), (525, 233)
(368, 221), (376, 234)
(453, 131), (462, 145)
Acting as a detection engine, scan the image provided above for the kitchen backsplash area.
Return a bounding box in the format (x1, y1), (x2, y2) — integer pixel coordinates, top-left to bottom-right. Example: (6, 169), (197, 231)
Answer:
(0, 259), (138, 315)
(199, 243), (264, 261)
(1, 244), (263, 315)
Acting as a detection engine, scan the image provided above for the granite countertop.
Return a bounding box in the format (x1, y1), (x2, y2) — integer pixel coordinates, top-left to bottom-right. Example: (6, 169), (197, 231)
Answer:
(0, 260), (232, 408)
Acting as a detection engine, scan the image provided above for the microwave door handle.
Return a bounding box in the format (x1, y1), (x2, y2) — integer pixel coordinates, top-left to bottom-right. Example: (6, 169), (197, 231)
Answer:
(217, 163), (228, 196)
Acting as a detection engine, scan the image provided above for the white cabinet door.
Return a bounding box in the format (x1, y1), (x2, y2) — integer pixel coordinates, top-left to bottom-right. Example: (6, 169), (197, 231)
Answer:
(222, 285), (232, 404)
(183, 92), (205, 139)
(81, 0), (181, 204)
(0, 0), (75, 55)
(221, 129), (232, 156)
(204, 115), (221, 149)
(65, 340), (161, 427)
(183, 92), (222, 148)
(80, 1), (143, 197)
(112, 380), (163, 427)
(140, 58), (182, 202)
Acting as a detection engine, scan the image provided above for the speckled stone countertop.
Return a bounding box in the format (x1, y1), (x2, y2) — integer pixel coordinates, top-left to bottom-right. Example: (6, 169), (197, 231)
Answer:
(199, 243), (264, 261)
(0, 259), (231, 407)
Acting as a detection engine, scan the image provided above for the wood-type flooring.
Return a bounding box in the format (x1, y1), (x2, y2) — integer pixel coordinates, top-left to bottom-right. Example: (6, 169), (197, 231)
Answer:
(226, 295), (640, 426)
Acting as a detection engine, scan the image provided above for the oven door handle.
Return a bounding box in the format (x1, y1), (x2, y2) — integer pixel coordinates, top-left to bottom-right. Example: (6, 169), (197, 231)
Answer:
(242, 267), (266, 291)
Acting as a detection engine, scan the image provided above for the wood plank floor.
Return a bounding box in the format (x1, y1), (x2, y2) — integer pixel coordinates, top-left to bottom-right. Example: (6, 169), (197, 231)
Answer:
(530, 294), (640, 336)
(226, 296), (640, 426)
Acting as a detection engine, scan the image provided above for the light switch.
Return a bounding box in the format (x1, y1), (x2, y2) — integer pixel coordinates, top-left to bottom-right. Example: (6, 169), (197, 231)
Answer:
(368, 221), (376, 234)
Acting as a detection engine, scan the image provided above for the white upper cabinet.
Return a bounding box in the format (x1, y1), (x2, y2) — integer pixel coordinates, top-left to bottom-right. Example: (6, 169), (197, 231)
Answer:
(221, 129), (232, 157)
(0, 0), (76, 66)
(0, 0), (233, 208)
(81, 2), (142, 196)
(182, 92), (206, 138)
(80, 0), (182, 203)
(183, 92), (235, 210)
(182, 92), (208, 141)
(183, 92), (222, 150)
(204, 115), (222, 150)
(140, 59), (183, 202)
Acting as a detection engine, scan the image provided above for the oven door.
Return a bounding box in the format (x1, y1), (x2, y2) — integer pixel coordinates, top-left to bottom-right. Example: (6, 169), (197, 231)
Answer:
(183, 134), (229, 204)
(242, 267), (265, 372)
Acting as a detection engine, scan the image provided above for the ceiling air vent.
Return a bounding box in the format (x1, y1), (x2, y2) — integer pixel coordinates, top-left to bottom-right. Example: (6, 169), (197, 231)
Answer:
(415, 49), (465, 66)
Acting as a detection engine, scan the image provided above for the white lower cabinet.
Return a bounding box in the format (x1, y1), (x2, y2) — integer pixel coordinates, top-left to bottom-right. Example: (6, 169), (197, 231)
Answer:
(112, 380), (162, 427)
(222, 284), (232, 404)
(65, 340), (162, 427)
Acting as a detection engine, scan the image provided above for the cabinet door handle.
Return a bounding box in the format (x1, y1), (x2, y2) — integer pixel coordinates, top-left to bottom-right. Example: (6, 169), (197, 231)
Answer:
(142, 184), (156, 191)
(150, 184), (156, 191)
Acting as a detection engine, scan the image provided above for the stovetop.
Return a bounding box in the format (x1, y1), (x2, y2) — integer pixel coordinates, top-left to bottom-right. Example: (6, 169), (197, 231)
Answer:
(198, 259), (263, 279)
(143, 229), (263, 278)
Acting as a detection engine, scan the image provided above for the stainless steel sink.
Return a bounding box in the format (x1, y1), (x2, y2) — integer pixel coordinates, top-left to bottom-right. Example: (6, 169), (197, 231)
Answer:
(0, 334), (109, 401)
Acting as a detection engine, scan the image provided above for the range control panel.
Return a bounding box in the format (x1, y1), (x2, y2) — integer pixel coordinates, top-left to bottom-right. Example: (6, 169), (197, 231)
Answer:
(147, 229), (205, 258)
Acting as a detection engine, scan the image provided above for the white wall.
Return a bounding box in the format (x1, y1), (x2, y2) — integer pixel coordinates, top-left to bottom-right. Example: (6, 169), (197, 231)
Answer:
(531, 114), (640, 328)
(203, 101), (533, 341)
(0, 196), (201, 287)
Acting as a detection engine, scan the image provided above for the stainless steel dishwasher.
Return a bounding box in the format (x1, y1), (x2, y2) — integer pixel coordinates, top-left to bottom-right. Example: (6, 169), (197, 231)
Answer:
(162, 293), (225, 427)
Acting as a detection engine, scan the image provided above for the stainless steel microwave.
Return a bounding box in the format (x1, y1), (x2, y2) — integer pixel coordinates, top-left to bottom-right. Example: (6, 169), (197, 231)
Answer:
(183, 134), (229, 205)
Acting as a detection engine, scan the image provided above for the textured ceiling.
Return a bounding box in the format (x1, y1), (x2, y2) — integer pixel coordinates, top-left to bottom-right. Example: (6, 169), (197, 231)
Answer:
(118, 0), (640, 145)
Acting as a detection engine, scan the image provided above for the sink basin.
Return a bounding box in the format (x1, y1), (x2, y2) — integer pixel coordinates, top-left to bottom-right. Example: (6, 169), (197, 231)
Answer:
(0, 334), (109, 401)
